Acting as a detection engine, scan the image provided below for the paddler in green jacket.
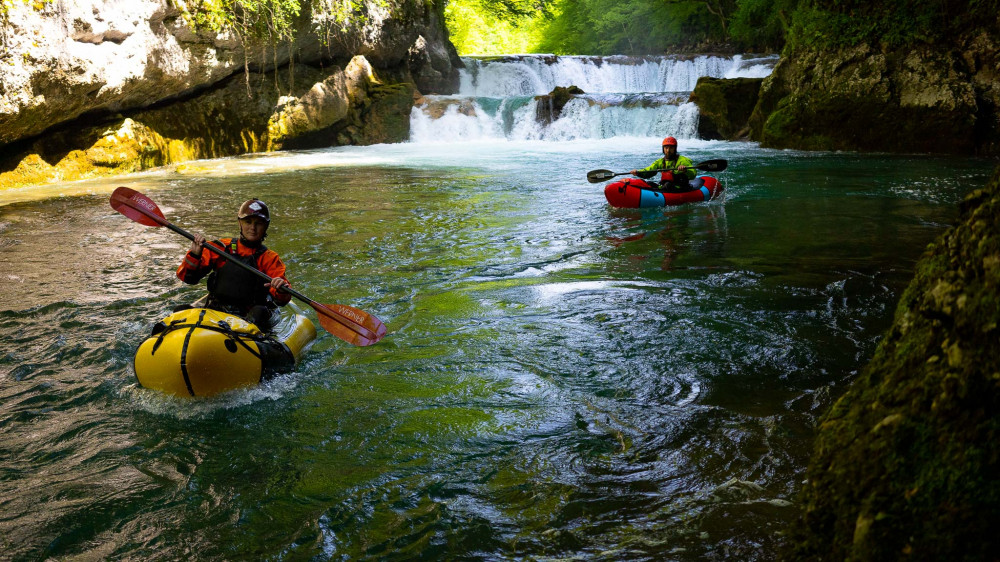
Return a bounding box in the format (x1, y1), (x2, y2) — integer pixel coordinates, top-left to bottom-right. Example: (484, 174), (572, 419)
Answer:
(630, 136), (696, 190)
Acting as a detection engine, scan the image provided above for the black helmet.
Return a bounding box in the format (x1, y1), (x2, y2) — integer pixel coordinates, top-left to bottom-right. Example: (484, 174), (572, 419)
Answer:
(237, 199), (270, 223)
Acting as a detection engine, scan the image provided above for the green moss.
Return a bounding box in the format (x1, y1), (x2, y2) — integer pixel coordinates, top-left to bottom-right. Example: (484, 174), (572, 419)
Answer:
(755, 82), (978, 154)
(786, 167), (1000, 559)
(360, 81), (416, 144)
(690, 77), (764, 140)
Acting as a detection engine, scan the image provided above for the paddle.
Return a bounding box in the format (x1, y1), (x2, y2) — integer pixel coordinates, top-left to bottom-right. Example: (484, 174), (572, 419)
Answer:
(586, 159), (728, 183)
(110, 186), (387, 346)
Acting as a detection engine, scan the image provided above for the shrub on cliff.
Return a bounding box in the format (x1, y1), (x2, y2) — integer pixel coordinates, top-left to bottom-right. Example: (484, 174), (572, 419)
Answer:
(786, 0), (1000, 51)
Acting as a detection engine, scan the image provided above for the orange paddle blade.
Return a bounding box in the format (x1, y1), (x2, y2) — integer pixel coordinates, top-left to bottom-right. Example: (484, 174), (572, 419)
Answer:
(110, 186), (168, 227)
(311, 302), (387, 346)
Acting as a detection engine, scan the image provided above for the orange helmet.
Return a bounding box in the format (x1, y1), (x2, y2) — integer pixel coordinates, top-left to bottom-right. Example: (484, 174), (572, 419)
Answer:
(662, 136), (678, 147)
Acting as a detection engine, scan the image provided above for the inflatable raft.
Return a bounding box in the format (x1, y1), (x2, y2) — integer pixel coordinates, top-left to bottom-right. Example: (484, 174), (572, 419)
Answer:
(604, 176), (723, 208)
(134, 303), (316, 397)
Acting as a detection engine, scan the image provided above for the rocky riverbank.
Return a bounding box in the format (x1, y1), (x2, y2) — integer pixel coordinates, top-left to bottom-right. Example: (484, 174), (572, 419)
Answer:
(785, 166), (1000, 558)
(748, 34), (1000, 156)
(0, 0), (461, 190)
(689, 76), (762, 141)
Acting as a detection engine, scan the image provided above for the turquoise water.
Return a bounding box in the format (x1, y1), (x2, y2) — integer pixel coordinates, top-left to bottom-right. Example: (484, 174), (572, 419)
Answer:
(0, 139), (994, 559)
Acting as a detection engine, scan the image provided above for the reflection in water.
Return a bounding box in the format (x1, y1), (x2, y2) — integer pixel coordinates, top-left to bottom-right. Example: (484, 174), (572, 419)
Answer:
(606, 203), (729, 271)
(0, 140), (993, 559)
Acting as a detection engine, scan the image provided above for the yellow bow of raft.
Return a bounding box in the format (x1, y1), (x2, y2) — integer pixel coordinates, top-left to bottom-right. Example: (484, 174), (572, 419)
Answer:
(134, 306), (316, 397)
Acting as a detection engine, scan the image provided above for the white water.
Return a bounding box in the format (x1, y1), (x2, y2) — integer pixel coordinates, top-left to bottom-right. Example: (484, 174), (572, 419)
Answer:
(410, 54), (777, 143)
(457, 54), (777, 96)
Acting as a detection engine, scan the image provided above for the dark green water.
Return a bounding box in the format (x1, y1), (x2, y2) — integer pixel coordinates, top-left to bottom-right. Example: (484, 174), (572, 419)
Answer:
(0, 140), (993, 559)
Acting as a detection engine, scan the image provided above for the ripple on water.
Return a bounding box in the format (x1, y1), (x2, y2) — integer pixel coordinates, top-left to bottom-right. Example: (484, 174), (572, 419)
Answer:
(0, 144), (993, 560)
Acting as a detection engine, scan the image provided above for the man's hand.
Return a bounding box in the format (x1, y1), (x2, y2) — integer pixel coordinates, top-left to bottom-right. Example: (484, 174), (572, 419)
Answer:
(189, 233), (206, 257)
(269, 278), (290, 293)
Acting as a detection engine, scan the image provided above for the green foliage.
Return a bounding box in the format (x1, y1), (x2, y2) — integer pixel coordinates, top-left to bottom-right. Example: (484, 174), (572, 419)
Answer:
(446, 0), (732, 55)
(447, 0), (1000, 57)
(175, 0), (303, 43)
(786, 0), (1000, 50)
(445, 0), (549, 54)
(536, 0), (725, 55)
(476, 0), (550, 22)
(172, 0), (380, 46)
(728, 0), (795, 51)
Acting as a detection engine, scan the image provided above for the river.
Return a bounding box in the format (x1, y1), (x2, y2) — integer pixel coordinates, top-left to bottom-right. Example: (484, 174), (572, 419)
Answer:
(0, 55), (995, 560)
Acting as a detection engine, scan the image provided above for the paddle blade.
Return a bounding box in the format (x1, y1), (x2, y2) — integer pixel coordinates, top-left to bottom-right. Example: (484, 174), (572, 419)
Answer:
(695, 159), (728, 172)
(110, 186), (167, 227)
(312, 302), (387, 346)
(587, 169), (616, 183)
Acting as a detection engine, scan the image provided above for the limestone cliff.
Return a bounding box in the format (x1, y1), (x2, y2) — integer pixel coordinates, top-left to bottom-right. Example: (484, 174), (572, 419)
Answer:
(786, 167), (1000, 558)
(749, 34), (1000, 155)
(0, 0), (461, 189)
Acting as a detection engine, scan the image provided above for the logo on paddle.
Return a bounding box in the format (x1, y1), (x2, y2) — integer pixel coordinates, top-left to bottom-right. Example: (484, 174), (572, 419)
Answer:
(334, 305), (365, 324)
(132, 194), (157, 212)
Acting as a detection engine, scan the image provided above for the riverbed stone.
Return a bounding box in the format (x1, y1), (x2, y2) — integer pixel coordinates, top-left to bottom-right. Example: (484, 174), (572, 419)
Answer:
(786, 166), (1000, 559)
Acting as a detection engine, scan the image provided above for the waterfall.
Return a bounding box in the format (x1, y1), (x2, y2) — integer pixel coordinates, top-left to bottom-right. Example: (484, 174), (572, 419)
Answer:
(409, 54), (777, 143)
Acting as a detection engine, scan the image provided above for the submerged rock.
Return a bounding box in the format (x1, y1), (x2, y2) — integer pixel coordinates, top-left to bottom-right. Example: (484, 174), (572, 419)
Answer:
(787, 166), (1000, 559)
(413, 97), (479, 120)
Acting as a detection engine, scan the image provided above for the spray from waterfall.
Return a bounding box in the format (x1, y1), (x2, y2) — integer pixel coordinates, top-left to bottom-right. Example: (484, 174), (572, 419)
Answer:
(410, 54), (777, 143)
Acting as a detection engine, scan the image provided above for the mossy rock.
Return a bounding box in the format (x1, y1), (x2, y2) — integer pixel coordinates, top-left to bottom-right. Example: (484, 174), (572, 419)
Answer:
(758, 90), (976, 153)
(689, 77), (763, 140)
(786, 166), (1000, 559)
(359, 81), (417, 145)
(750, 43), (982, 154)
(0, 119), (179, 190)
(0, 57), (416, 190)
(535, 85), (585, 125)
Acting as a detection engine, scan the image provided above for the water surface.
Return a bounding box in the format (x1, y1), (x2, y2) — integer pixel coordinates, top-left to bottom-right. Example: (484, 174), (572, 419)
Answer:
(0, 139), (993, 559)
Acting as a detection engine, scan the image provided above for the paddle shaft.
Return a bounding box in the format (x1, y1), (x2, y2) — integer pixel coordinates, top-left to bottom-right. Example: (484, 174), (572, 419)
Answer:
(587, 159), (727, 183)
(124, 198), (371, 336)
(640, 160), (727, 174)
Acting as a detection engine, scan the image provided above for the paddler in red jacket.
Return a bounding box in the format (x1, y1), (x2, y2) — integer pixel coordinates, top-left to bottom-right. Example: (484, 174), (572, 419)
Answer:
(176, 198), (291, 332)
(630, 136), (696, 190)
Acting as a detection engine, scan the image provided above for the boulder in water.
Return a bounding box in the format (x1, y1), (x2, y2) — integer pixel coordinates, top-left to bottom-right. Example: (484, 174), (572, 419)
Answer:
(535, 85), (585, 125)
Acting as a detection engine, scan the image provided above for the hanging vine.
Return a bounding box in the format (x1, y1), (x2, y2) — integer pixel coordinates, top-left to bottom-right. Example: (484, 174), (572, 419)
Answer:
(168, 0), (388, 94)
